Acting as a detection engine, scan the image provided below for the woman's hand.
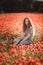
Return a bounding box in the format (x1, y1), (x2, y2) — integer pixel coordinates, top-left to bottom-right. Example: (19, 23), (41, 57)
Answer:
(13, 35), (24, 44)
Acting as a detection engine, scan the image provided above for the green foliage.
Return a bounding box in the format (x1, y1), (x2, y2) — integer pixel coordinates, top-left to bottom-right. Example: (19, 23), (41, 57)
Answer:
(32, 32), (42, 44)
(26, 52), (30, 59)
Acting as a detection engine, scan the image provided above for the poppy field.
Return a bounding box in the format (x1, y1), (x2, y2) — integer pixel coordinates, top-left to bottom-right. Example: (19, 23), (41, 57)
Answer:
(0, 41), (43, 65)
(0, 13), (43, 65)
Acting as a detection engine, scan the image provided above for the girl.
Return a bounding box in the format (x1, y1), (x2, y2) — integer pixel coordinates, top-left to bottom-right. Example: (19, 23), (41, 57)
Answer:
(13, 17), (35, 45)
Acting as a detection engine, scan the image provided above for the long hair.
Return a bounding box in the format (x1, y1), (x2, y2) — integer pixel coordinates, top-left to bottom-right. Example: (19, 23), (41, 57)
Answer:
(23, 17), (35, 36)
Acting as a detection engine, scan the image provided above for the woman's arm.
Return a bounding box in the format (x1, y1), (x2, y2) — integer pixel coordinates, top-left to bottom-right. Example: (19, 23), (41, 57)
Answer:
(14, 35), (24, 44)
(19, 33), (31, 44)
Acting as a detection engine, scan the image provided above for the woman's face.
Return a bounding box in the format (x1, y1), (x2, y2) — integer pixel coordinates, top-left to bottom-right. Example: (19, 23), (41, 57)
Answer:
(25, 19), (29, 26)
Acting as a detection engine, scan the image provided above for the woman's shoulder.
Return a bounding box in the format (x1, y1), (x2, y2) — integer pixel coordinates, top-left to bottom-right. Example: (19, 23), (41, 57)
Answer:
(29, 26), (33, 30)
(30, 26), (33, 28)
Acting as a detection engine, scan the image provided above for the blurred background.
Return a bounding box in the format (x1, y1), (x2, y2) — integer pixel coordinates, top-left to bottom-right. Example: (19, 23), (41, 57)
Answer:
(0, 0), (43, 13)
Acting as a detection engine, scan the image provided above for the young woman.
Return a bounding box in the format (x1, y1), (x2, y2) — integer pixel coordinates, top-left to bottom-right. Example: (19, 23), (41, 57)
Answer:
(13, 17), (35, 45)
